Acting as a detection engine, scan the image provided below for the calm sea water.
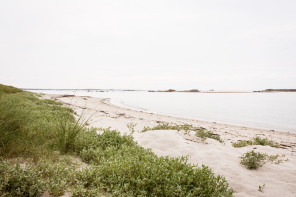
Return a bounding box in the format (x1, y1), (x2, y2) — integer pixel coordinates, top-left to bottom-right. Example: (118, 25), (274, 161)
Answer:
(30, 90), (296, 133)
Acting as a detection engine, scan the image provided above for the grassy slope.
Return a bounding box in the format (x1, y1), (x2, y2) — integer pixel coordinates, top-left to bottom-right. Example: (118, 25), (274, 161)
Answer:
(0, 84), (234, 196)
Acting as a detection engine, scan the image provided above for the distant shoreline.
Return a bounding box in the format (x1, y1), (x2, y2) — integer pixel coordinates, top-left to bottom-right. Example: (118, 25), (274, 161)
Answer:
(26, 88), (296, 94)
(254, 89), (296, 92)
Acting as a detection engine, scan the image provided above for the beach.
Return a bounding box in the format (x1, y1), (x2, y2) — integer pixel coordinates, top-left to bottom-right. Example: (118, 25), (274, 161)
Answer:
(46, 94), (296, 197)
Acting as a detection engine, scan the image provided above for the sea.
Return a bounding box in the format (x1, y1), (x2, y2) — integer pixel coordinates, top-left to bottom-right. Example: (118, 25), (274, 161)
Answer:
(28, 89), (296, 133)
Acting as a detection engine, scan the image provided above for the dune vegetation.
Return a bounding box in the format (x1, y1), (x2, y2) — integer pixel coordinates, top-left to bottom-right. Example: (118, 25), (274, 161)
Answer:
(0, 84), (234, 196)
(232, 137), (280, 148)
(142, 123), (223, 143)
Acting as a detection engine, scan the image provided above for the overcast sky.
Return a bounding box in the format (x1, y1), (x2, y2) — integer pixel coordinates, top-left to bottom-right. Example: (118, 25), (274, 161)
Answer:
(0, 0), (295, 90)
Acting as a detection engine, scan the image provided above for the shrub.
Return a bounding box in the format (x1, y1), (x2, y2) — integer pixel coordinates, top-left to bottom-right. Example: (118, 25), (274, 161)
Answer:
(0, 159), (79, 197)
(240, 151), (267, 169)
(126, 122), (137, 133)
(142, 123), (223, 143)
(72, 185), (103, 197)
(0, 160), (45, 197)
(36, 159), (76, 196)
(195, 128), (223, 143)
(232, 137), (280, 148)
(232, 140), (253, 147)
(142, 123), (197, 133)
(253, 137), (280, 148)
(72, 129), (234, 196)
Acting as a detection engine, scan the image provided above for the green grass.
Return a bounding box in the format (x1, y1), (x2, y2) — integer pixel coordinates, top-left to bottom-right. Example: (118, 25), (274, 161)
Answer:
(142, 122), (190, 132)
(195, 128), (223, 143)
(0, 158), (78, 196)
(0, 84), (234, 196)
(0, 84), (23, 94)
(232, 137), (280, 148)
(126, 122), (137, 133)
(0, 89), (75, 160)
(240, 151), (285, 170)
(71, 129), (233, 196)
(56, 117), (87, 154)
(232, 140), (253, 147)
(253, 136), (280, 148)
(240, 151), (267, 170)
(142, 123), (223, 143)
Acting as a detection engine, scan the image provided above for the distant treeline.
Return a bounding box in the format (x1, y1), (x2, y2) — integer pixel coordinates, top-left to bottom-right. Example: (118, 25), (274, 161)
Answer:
(254, 89), (296, 92)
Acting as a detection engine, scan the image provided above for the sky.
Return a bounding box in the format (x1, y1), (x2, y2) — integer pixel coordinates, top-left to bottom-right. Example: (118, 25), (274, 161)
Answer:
(0, 0), (295, 91)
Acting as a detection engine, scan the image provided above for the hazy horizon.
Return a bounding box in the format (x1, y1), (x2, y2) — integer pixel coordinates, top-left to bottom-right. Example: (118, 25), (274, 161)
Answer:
(1, 0), (296, 90)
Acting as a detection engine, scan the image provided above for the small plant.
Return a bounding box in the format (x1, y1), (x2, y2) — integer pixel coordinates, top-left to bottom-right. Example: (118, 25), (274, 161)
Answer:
(142, 122), (178, 132)
(267, 154), (289, 164)
(142, 123), (223, 143)
(258, 183), (265, 192)
(253, 137), (280, 148)
(268, 154), (279, 162)
(0, 160), (46, 197)
(232, 137), (280, 148)
(127, 122), (137, 133)
(232, 140), (253, 147)
(72, 185), (102, 197)
(195, 129), (223, 143)
(142, 123), (196, 132)
(240, 150), (267, 169)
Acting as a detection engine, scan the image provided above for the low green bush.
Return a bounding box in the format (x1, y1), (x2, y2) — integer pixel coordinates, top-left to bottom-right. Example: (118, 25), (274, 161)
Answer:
(253, 137), (280, 148)
(0, 158), (80, 196)
(142, 122), (185, 132)
(0, 160), (45, 197)
(72, 186), (103, 197)
(126, 122), (137, 133)
(36, 159), (76, 196)
(142, 123), (223, 143)
(93, 144), (233, 196)
(71, 129), (233, 196)
(232, 140), (253, 147)
(240, 151), (267, 169)
(233, 137), (280, 148)
(195, 128), (223, 143)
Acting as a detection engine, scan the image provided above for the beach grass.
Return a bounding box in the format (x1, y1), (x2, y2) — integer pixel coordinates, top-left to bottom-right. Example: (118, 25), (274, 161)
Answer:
(232, 137), (280, 148)
(0, 84), (234, 196)
(0, 84), (23, 94)
(240, 151), (286, 170)
(142, 123), (223, 142)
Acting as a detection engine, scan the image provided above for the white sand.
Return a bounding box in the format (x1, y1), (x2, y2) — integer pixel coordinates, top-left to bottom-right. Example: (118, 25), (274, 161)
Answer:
(45, 94), (296, 197)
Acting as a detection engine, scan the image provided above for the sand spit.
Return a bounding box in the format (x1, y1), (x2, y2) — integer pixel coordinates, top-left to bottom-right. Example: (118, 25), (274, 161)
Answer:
(44, 94), (296, 197)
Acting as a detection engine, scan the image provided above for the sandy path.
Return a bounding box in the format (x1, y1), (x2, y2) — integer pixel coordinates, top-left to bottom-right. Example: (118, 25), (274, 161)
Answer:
(45, 94), (296, 197)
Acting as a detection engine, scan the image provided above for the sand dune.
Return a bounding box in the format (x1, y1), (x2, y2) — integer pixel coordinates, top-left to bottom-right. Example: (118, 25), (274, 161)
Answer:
(45, 94), (296, 197)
